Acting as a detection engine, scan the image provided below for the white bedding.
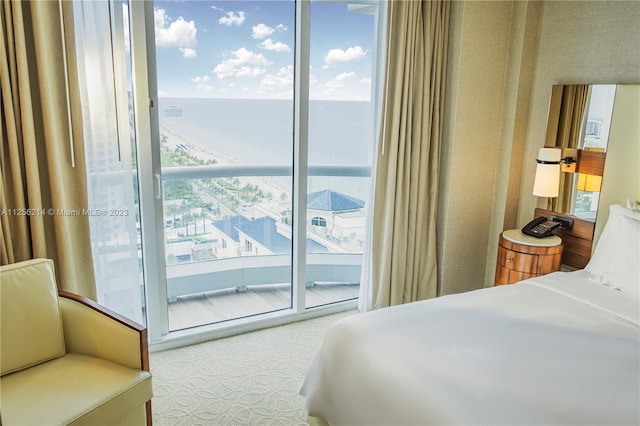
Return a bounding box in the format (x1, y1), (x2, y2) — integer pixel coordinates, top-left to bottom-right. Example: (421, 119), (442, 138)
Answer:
(299, 270), (640, 425)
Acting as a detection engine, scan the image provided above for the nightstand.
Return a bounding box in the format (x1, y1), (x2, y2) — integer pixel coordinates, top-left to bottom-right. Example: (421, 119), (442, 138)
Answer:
(494, 229), (563, 285)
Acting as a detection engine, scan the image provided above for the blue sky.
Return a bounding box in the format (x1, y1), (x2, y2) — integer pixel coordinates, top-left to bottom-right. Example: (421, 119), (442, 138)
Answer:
(149, 1), (375, 100)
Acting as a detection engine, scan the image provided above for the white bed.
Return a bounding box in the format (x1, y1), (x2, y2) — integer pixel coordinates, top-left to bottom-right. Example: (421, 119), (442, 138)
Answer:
(299, 205), (640, 425)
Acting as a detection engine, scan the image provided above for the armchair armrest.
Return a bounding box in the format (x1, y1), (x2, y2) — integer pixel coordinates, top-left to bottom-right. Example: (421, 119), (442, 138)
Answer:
(58, 291), (149, 372)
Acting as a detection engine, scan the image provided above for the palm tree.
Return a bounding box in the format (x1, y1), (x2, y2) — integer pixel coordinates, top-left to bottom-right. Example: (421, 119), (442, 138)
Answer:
(166, 204), (179, 227)
(181, 213), (190, 236)
(204, 211), (209, 234)
(180, 200), (194, 236)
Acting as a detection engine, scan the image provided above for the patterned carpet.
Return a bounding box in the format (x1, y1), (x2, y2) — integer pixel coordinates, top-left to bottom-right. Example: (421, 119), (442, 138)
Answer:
(150, 311), (355, 425)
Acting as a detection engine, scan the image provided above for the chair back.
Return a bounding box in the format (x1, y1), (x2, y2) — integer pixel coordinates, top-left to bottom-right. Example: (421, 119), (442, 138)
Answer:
(0, 259), (66, 376)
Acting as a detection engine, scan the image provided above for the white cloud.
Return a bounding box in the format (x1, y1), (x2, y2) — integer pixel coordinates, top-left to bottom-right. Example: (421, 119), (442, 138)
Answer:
(191, 76), (211, 92)
(260, 39), (291, 52)
(252, 23), (275, 39)
(324, 46), (367, 65)
(326, 72), (356, 89)
(219, 11), (245, 26)
(191, 76), (210, 83)
(359, 78), (372, 85)
(154, 8), (197, 49)
(312, 71), (371, 101)
(196, 84), (213, 92)
(259, 66), (294, 98)
(276, 24), (287, 31)
(180, 47), (197, 58)
(214, 48), (271, 79)
(260, 66), (293, 91)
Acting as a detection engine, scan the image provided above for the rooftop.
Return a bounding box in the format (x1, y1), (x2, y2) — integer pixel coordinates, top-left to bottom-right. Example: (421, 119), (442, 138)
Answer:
(307, 190), (365, 212)
(212, 215), (251, 242)
(238, 216), (328, 254)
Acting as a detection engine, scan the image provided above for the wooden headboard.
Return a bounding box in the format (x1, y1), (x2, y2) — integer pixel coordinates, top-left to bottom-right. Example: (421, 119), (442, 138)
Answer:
(534, 208), (596, 269)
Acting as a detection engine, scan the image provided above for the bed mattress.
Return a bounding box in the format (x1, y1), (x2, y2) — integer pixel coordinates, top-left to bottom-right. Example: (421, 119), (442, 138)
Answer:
(299, 270), (640, 425)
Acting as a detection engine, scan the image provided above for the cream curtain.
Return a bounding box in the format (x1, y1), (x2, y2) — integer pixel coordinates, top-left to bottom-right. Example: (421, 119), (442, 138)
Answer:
(369, 0), (450, 309)
(1, 0), (96, 298)
(547, 84), (590, 213)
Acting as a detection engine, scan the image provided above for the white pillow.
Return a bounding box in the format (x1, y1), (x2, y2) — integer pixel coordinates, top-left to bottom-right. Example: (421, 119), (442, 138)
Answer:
(585, 204), (640, 300)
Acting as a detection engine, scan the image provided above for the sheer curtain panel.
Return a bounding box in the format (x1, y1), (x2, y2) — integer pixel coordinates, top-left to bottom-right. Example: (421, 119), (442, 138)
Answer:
(71, 0), (145, 323)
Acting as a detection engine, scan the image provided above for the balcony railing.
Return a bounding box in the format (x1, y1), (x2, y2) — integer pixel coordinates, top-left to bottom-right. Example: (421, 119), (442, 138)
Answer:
(161, 164), (372, 180)
(166, 253), (362, 302)
(160, 164), (372, 302)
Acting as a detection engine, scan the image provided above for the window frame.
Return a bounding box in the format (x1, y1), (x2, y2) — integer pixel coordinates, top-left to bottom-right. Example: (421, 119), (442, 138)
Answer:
(311, 216), (327, 227)
(127, 0), (386, 350)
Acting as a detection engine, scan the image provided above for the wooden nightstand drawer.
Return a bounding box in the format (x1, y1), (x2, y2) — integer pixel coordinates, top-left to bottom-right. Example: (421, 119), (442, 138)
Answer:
(494, 230), (563, 286)
(495, 265), (536, 286)
(497, 245), (538, 273)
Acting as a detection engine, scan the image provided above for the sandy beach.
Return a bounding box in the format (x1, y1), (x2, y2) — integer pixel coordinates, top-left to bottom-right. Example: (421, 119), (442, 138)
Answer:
(160, 125), (292, 219)
(161, 125), (237, 166)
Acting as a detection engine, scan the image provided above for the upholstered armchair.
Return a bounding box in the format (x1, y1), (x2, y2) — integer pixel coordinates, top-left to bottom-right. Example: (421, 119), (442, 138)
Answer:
(0, 258), (153, 425)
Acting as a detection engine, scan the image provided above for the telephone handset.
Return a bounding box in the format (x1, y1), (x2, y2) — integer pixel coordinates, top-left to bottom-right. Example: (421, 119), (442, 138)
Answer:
(522, 217), (562, 238)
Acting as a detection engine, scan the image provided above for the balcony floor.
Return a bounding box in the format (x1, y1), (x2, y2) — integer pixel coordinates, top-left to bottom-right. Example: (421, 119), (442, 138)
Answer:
(168, 283), (359, 331)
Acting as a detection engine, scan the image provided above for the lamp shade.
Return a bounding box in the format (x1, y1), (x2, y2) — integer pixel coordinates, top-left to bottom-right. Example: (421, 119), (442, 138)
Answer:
(533, 148), (561, 197)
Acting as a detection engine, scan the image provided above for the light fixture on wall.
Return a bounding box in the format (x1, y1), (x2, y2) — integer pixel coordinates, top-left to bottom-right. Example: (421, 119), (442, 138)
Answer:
(532, 147), (578, 197)
(533, 146), (607, 199)
(533, 148), (562, 197)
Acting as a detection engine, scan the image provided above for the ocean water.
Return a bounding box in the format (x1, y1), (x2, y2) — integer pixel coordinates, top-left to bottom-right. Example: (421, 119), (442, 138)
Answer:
(159, 98), (374, 166)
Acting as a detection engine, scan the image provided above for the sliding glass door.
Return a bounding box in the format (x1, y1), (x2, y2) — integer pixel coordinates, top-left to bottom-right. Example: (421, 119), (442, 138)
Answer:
(76, 0), (385, 341)
(150, 1), (296, 330)
(305, 1), (377, 308)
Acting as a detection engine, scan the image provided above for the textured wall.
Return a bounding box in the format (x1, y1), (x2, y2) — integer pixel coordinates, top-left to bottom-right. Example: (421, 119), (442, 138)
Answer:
(438, 1), (640, 295)
(439, 1), (540, 295)
(594, 85), (640, 240)
(518, 1), (640, 230)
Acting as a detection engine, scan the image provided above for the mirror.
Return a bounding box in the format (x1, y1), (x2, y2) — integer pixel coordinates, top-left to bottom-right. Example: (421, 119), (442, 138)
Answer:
(544, 84), (617, 220)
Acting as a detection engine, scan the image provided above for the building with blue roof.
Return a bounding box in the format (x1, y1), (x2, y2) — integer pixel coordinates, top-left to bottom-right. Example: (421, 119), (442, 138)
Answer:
(210, 215), (251, 257)
(210, 190), (365, 257)
(212, 215), (250, 242)
(306, 190), (366, 248)
(212, 214), (329, 257)
(307, 190), (365, 212)
(238, 216), (328, 255)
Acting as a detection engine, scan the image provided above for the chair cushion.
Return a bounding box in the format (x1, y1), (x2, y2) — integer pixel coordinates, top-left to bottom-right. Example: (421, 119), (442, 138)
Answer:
(0, 259), (66, 376)
(0, 353), (153, 426)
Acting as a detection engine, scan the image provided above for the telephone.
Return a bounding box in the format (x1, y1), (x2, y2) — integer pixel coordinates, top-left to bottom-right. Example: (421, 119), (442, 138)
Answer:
(522, 217), (562, 238)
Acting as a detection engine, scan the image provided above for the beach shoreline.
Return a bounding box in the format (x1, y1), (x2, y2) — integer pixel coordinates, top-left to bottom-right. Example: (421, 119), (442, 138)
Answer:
(160, 125), (292, 218)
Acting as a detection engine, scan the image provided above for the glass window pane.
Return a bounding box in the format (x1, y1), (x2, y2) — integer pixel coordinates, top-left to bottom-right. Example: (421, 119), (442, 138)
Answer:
(153, 0), (295, 330)
(306, 2), (376, 308)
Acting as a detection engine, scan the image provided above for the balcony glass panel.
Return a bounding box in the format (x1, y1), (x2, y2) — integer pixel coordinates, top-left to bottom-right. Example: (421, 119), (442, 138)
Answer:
(161, 171), (294, 330)
(154, 0), (295, 330)
(305, 2), (376, 308)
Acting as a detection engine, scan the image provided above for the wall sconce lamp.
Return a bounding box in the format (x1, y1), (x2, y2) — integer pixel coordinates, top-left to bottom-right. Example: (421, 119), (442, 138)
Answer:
(532, 147), (577, 197)
(559, 148), (578, 173)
